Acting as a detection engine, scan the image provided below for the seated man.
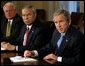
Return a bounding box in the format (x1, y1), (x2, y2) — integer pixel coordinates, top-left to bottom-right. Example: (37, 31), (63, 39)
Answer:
(1, 2), (24, 50)
(2, 5), (50, 52)
(23, 10), (84, 65)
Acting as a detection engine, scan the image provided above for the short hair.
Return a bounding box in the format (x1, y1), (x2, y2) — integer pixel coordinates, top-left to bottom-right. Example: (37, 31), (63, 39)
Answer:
(3, 2), (16, 10)
(22, 5), (36, 14)
(53, 9), (71, 22)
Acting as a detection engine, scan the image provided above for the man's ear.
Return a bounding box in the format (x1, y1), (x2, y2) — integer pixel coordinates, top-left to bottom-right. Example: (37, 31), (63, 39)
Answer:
(69, 19), (71, 25)
(35, 13), (37, 17)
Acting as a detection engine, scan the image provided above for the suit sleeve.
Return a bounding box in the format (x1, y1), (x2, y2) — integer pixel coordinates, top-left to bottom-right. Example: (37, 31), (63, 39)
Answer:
(37, 30), (56, 58)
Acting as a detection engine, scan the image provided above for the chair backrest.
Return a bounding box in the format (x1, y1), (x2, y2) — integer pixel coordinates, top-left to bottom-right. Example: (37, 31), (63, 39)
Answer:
(36, 9), (46, 22)
(44, 21), (55, 40)
(71, 12), (84, 25)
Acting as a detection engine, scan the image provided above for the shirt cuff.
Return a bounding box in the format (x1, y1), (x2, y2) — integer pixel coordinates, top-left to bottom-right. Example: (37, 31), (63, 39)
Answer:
(33, 50), (38, 57)
(16, 46), (18, 51)
(57, 56), (62, 62)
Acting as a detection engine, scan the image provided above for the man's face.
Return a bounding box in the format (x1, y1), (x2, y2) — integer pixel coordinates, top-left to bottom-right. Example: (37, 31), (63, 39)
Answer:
(53, 14), (71, 33)
(22, 9), (36, 25)
(3, 5), (16, 19)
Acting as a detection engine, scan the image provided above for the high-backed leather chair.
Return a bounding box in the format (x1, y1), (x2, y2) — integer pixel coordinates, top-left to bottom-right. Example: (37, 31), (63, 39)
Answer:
(71, 12), (84, 26)
(36, 9), (46, 23)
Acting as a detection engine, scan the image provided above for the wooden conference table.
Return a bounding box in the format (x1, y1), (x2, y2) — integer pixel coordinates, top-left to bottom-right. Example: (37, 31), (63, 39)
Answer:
(1, 51), (57, 65)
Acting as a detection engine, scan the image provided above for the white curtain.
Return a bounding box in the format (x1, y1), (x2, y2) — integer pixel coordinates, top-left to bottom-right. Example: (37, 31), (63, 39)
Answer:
(59, 1), (78, 14)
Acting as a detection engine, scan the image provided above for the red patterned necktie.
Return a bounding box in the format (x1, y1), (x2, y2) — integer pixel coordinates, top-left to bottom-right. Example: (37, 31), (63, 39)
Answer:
(23, 28), (29, 46)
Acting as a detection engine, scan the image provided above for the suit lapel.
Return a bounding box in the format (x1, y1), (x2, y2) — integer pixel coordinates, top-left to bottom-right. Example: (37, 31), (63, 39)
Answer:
(21, 26), (26, 43)
(10, 20), (14, 34)
(3, 20), (7, 35)
(53, 31), (61, 54)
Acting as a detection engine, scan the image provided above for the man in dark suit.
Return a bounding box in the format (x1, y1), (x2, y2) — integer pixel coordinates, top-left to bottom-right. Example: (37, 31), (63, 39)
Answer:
(3, 5), (49, 52)
(23, 10), (84, 65)
(1, 2), (24, 50)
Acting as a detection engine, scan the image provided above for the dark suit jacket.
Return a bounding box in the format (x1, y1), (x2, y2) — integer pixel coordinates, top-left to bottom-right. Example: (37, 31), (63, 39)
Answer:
(1, 14), (24, 44)
(15, 20), (50, 52)
(38, 25), (84, 65)
(0, 31), (3, 39)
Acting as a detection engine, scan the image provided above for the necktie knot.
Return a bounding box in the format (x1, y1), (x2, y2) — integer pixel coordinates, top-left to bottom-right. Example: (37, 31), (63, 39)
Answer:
(26, 25), (29, 29)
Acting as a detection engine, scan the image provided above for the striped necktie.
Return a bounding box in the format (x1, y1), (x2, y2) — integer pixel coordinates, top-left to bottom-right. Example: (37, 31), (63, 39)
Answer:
(23, 27), (29, 46)
(6, 20), (12, 37)
(57, 34), (65, 48)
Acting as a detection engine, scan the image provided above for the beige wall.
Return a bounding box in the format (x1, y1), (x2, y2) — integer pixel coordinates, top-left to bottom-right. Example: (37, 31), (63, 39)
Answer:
(1, 1), (84, 21)
(80, 1), (84, 13)
(1, 1), (51, 20)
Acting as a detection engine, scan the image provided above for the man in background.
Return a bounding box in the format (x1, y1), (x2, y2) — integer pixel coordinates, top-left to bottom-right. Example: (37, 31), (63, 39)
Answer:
(1, 2), (24, 50)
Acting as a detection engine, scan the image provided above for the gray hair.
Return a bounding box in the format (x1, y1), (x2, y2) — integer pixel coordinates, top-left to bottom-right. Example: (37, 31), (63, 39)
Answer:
(22, 5), (36, 14)
(53, 9), (71, 22)
(3, 2), (16, 10)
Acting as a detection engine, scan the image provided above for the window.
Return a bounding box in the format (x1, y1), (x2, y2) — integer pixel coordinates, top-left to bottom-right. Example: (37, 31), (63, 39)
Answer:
(60, 1), (80, 14)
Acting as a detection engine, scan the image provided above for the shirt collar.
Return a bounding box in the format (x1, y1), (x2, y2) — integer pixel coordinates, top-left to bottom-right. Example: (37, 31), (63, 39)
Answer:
(26, 25), (32, 30)
(61, 33), (65, 36)
(8, 19), (13, 25)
